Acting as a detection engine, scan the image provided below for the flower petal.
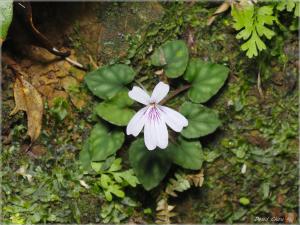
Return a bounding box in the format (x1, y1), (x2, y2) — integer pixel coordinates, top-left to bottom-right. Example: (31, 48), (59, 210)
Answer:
(155, 118), (168, 149)
(144, 107), (168, 150)
(159, 106), (188, 132)
(128, 86), (150, 105)
(126, 107), (148, 136)
(144, 120), (156, 150)
(150, 82), (169, 103)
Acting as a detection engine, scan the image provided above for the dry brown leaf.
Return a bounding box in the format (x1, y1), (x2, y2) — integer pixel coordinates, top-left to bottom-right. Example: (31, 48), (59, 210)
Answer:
(155, 198), (176, 224)
(187, 169), (204, 187)
(30, 144), (47, 157)
(285, 212), (297, 224)
(207, 2), (231, 26)
(10, 76), (43, 143)
(165, 186), (178, 197)
(154, 69), (164, 76)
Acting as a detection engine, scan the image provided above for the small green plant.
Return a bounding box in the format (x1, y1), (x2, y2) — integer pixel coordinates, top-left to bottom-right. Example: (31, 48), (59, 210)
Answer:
(91, 158), (139, 201)
(81, 39), (229, 191)
(231, 1), (299, 58)
(231, 2), (276, 58)
(100, 197), (138, 223)
(49, 97), (69, 121)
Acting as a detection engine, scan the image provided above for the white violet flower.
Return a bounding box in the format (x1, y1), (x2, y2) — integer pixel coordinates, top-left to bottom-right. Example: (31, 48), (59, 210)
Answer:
(126, 82), (188, 150)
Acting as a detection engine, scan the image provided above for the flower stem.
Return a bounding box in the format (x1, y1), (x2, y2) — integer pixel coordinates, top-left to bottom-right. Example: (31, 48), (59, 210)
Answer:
(161, 84), (191, 105)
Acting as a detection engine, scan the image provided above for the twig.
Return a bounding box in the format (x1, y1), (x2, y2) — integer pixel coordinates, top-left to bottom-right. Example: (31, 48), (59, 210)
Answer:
(160, 84), (191, 105)
(257, 71), (264, 98)
(65, 57), (87, 71)
(87, 55), (99, 69)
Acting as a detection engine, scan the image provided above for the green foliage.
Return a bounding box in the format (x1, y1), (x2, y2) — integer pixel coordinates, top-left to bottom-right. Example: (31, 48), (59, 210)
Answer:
(85, 64), (136, 100)
(100, 199), (137, 223)
(94, 90), (136, 126)
(180, 102), (221, 138)
(83, 34), (227, 192)
(128, 139), (171, 190)
(128, 135), (205, 189)
(204, 149), (221, 162)
(167, 173), (191, 193)
(239, 197), (250, 206)
(150, 40), (189, 78)
(2, 147), (89, 224)
(91, 158), (139, 201)
(125, 41), (226, 190)
(166, 137), (203, 170)
(92, 158), (139, 187)
(277, 0), (300, 17)
(184, 59), (229, 103)
(79, 123), (124, 166)
(82, 38), (227, 190)
(231, 3), (276, 58)
(0, 0), (13, 41)
(49, 97), (69, 121)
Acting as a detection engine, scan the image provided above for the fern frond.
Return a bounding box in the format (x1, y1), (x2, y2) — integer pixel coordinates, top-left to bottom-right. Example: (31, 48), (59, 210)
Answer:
(231, 2), (276, 58)
(155, 197), (177, 224)
(277, 0), (300, 17)
(187, 169), (204, 187)
(165, 172), (191, 197)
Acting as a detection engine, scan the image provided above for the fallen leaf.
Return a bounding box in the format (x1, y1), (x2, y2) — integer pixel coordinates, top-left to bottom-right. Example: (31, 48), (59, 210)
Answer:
(285, 212), (297, 224)
(271, 207), (282, 218)
(31, 144), (47, 157)
(37, 85), (53, 97)
(10, 76), (43, 143)
(55, 60), (71, 78)
(207, 2), (231, 26)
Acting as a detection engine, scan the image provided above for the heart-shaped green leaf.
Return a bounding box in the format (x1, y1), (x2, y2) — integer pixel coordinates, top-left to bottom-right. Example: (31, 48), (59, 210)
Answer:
(0, 0), (13, 41)
(94, 90), (135, 126)
(151, 40), (189, 78)
(180, 102), (221, 138)
(88, 123), (124, 161)
(166, 137), (204, 170)
(85, 64), (136, 100)
(129, 139), (171, 191)
(184, 59), (229, 103)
